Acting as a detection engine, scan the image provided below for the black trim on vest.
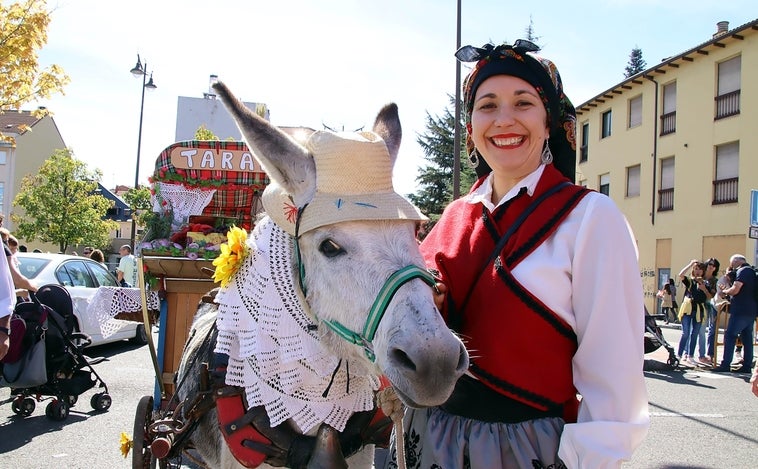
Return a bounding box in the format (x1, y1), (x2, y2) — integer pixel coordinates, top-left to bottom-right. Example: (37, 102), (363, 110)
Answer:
(505, 187), (590, 267)
(469, 362), (565, 411)
(495, 267), (577, 342)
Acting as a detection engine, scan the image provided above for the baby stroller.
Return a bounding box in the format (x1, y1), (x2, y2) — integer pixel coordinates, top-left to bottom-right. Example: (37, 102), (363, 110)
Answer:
(1, 284), (112, 421)
(644, 306), (679, 369)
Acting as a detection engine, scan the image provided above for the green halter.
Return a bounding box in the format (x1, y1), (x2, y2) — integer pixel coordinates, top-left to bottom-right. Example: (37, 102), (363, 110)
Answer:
(294, 205), (436, 362)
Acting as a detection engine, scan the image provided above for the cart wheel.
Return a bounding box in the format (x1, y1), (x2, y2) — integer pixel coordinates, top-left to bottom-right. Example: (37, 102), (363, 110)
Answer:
(45, 399), (69, 421)
(90, 392), (112, 412)
(66, 395), (78, 407)
(133, 395), (158, 469)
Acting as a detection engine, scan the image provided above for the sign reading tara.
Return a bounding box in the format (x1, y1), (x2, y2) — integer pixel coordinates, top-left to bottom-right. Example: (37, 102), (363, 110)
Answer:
(169, 146), (263, 173)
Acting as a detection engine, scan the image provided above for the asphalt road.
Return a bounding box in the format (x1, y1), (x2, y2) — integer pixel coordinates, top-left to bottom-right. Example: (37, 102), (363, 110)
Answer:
(1, 326), (757, 468)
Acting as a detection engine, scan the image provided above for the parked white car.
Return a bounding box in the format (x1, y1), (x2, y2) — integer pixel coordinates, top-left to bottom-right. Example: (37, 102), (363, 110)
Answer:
(15, 253), (149, 347)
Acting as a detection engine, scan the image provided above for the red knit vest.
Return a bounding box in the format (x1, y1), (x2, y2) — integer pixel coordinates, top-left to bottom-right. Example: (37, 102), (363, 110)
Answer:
(421, 165), (590, 420)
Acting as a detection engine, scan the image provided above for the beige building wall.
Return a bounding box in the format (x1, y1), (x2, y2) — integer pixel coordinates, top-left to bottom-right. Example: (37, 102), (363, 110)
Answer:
(575, 19), (758, 312)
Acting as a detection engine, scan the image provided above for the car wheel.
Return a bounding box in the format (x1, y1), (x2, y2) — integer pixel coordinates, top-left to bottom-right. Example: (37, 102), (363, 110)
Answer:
(130, 323), (149, 345)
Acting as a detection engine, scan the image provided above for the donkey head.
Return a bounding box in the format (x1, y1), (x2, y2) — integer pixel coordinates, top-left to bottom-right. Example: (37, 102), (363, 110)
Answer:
(213, 81), (468, 407)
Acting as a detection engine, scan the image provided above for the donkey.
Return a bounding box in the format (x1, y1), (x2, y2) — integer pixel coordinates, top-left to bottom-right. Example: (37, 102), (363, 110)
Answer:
(173, 81), (469, 468)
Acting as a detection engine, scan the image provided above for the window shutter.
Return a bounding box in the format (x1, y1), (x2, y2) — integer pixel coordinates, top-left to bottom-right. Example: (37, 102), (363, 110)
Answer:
(663, 82), (677, 114)
(661, 158), (675, 190)
(716, 142), (739, 179)
(718, 56), (741, 95)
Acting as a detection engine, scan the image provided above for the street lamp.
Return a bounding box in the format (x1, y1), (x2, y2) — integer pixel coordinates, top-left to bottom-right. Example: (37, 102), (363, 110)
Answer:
(129, 54), (157, 248)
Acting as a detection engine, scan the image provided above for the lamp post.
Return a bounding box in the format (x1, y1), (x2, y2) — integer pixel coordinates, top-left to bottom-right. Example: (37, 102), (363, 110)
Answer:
(129, 54), (157, 248)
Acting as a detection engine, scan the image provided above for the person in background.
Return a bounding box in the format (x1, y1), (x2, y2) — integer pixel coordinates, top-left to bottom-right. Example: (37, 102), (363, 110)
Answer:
(18, 244), (27, 253)
(0, 251), (15, 361)
(714, 254), (756, 373)
(89, 249), (106, 266)
(700, 258), (720, 365)
(116, 245), (137, 287)
(658, 282), (675, 324)
(0, 228), (37, 297)
(385, 40), (649, 469)
(677, 260), (709, 366)
(82, 246), (93, 257)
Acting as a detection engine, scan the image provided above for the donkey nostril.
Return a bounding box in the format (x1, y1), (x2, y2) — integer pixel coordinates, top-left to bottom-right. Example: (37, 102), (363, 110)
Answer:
(389, 347), (417, 372)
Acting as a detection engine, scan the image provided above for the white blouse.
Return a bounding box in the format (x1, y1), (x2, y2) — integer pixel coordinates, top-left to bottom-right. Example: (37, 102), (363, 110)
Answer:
(468, 165), (650, 468)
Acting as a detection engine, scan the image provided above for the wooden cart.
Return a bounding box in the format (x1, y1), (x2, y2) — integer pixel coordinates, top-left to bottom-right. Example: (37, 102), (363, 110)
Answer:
(131, 140), (269, 468)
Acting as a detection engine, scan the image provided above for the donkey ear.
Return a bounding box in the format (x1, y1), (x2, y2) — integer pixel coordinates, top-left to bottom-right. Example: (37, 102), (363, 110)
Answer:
(212, 81), (316, 202)
(372, 103), (402, 164)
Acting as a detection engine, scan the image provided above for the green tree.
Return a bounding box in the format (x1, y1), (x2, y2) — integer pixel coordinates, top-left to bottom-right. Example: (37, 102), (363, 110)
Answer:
(194, 124), (218, 140)
(409, 96), (477, 228)
(123, 185), (153, 228)
(12, 149), (118, 252)
(0, 0), (70, 141)
(524, 14), (542, 46)
(624, 46), (647, 78)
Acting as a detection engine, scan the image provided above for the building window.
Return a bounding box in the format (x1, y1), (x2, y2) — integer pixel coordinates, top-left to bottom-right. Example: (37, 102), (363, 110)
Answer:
(580, 122), (589, 162)
(658, 157), (674, 211)
(601, 111), (612, 138)
(628, 95), (642, 128)
(626, 165), (640, 197)
(578, 179), (587, 187)
(715, 55), (741, 120)
(0, 151), (6, 165)
(599, 173), (610, 196)
(713, 141), (739, 204)
(661, 82), (676, 135)
(0, 182), (4, 214)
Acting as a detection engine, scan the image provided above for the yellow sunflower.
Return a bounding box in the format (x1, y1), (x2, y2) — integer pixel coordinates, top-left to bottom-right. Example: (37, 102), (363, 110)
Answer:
(119, 432), (133, 458)
(212, 226), (250, 287)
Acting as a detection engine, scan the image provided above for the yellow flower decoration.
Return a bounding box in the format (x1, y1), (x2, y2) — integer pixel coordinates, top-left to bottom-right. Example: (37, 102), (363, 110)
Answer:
(212, 226), (250, 288)
(119, 431), (133, 458)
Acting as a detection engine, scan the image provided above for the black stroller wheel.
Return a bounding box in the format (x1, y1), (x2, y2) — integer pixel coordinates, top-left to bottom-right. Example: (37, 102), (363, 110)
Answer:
(66, 395), (78, 407)
(12, 397), (36, 416)
(90, 392), (112, 412)
(45, 399), (69, 421)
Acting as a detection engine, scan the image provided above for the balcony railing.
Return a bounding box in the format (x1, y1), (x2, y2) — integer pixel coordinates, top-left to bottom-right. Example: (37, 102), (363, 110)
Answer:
(715, 89), (740, 120)
(658, 188), (674, 211)
(660, 111), (676, 136)
(580, 145), (588, 162)
(713, 177), (738, 205)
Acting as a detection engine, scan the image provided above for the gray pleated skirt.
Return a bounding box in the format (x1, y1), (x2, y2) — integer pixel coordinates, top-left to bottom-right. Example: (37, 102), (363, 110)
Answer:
(382, 406), (566, 469)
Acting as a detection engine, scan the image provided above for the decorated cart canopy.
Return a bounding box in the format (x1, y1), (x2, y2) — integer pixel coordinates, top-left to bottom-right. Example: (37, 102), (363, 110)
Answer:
(141, 140), (269, 259)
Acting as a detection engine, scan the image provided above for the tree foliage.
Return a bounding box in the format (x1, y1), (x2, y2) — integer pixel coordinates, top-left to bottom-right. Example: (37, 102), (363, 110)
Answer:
(194, 124), (219, 141)
(409, 96), (477, 231)
(0, 0), (70, 141)
(12, 149), (118, 252)
(624, 46), (647, 78)
(524, 14), (542, 46)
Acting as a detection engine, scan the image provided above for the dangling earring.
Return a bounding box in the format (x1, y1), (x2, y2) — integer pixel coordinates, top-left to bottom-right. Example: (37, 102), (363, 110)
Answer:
(468, 148), (480, 168)
(540, 140), (553, 165)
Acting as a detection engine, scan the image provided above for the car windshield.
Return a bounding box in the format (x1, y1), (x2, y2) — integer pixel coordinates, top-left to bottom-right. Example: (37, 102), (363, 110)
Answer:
(16, 256), (52, 280)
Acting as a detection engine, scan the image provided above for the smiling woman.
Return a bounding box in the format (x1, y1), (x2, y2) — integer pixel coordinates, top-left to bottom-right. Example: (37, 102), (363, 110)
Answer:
(383, 41), (650, 469)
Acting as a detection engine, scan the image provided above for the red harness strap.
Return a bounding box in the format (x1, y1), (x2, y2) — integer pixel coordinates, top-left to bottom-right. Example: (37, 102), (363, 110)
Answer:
(214, 386), (272, 468)
(212, 367), (394, 468)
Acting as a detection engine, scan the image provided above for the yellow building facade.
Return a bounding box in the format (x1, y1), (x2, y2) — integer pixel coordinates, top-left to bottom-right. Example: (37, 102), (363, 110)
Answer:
(574, 19), (758, 310)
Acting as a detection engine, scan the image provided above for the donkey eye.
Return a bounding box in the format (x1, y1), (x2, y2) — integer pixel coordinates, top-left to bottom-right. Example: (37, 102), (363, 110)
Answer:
(319, 239), (345, 258)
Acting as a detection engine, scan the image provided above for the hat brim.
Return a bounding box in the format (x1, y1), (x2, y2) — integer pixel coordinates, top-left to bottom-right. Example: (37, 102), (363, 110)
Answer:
(298, 192), (428, 234)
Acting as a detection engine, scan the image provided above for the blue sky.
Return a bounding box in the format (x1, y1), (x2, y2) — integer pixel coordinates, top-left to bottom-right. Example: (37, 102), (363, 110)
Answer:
(32, 0), (756, 195)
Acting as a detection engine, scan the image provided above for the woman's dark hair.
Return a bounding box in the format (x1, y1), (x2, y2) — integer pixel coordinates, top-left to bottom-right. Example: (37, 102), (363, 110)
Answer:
(706, 257), (720, 275)
(663, 283), (671, 294)
(89, 249), (105, 263)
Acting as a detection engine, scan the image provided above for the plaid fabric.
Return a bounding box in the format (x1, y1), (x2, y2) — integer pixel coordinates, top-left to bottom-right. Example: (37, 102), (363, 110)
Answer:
(151, 140), (269, 227)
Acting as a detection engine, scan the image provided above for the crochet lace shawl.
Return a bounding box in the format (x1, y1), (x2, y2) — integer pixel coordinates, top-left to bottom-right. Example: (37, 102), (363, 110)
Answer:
(214, 217), (379, 432)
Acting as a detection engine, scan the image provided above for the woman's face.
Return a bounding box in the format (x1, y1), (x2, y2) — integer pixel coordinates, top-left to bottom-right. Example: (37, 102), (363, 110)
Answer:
(470, 74), (550, 179)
